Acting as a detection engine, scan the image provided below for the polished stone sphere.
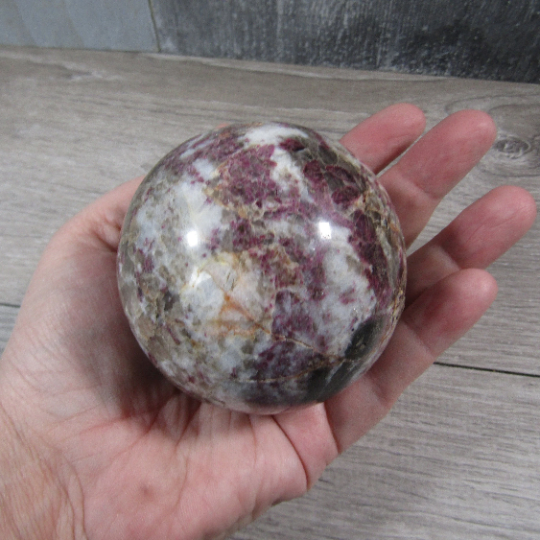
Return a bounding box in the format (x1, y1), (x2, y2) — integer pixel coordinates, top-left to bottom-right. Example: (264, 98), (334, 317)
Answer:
(117, 122), (406, 413)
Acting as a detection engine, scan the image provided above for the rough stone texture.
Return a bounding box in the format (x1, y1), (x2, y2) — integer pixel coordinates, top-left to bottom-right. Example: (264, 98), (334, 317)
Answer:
(2, 0), (538, 82)
(150, 0), (540, 83)
(117, 123), (406, 413)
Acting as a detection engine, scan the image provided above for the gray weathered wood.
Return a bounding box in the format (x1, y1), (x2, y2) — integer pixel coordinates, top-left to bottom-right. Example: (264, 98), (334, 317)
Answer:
(0, 46), (539, 540)
(233, 365), (540, 540)
(150, 0), (540, 83)
(2, 0), (539, 82)
(0, 0), (157, 51)
(1, 46), (538, 373)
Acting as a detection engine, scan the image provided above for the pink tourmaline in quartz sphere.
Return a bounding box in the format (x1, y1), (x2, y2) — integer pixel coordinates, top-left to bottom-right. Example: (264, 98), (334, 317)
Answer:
(117, 122), (406, 414)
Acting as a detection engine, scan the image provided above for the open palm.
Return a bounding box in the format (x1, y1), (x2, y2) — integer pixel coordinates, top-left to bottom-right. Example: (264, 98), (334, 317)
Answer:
(0, 104), (535, 540)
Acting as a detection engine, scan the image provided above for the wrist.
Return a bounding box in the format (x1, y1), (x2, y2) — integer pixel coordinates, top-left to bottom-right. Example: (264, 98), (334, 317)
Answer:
(0, 401), (82, 540)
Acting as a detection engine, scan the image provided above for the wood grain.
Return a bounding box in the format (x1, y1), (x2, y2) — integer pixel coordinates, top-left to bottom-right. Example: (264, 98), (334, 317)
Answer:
(0, 0), (157, 51)
(232, 365), (540, 540)
(0, 46), (539, 540)
(2, 0), (539, 82)
(1, 47), (537, 372)
(150, 0), (540, 83)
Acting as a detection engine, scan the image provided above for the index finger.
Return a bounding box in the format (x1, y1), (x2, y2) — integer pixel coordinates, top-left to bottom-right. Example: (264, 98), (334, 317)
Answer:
(339, 103), (426, 173)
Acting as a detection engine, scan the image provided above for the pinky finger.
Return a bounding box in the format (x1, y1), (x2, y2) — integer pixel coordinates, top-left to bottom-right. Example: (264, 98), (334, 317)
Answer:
(325, 268), (498, 452)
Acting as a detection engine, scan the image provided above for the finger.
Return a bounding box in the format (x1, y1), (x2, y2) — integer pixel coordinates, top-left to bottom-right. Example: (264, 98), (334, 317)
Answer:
(339, 103), (426, 173)
(325, 268), (498, 452)
(407, 185), (537, 303)
(380, 110), (497, 246)
(57, 176), (145, 253)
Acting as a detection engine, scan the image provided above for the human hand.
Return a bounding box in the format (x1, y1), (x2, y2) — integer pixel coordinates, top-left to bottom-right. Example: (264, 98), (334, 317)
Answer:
(0, 104), (536, 540)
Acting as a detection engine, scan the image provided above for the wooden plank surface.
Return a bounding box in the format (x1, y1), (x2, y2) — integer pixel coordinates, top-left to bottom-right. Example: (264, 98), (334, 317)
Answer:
(0, 0), (157, 51)
(0, 46), (539, 539)
(234, 365), (540, 540)
(1, 46), (538, 373)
